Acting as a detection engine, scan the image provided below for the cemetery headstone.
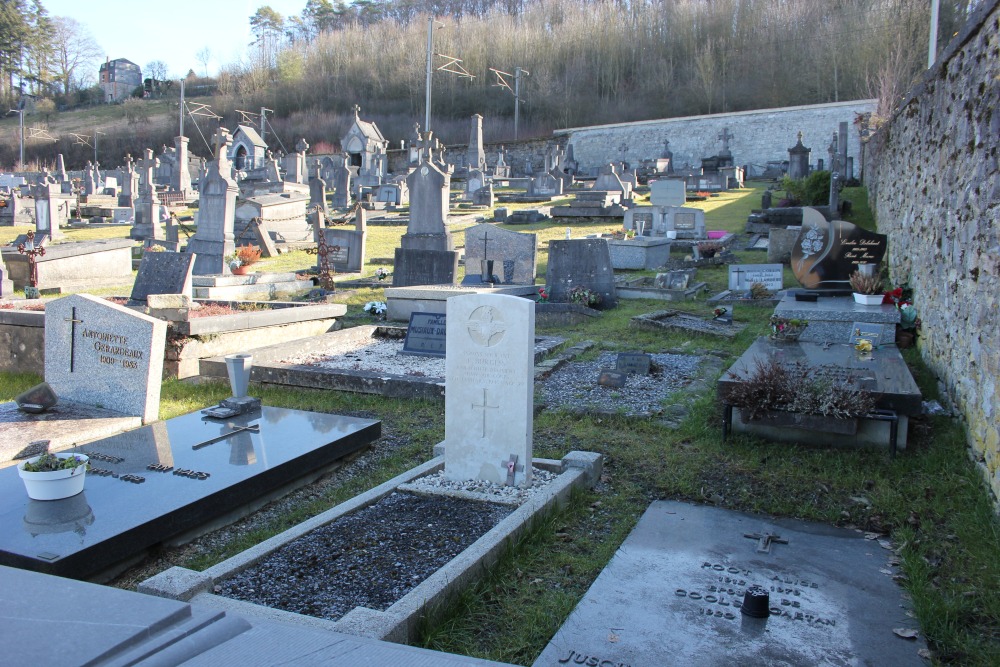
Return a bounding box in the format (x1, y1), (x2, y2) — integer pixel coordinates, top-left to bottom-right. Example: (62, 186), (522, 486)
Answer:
(467, 114), (485, 171)
(186, 128), (238, 275)
(462, 223), (536, 286)
(616, 352), (651, 375)
(728, 264), (784, 291)
(445, 293), (534, 486)
(788, 132), (811, 180)
(45, 294), (166, 423)
(171, 136), (192, 194)
(545, 239), (618, 308)
(649, 179), (686, 207)
(129, 252), (196, 303)
(597, 370), (628, 388)
(402, 312), (447, 357)
(791, 208), (887, 289)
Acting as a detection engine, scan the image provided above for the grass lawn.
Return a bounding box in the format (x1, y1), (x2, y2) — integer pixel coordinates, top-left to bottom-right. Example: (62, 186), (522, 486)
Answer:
(1, 182), (996, 664)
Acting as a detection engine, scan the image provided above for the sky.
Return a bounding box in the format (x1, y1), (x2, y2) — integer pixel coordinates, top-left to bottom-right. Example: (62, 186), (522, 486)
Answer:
(42, 0), (310, 81)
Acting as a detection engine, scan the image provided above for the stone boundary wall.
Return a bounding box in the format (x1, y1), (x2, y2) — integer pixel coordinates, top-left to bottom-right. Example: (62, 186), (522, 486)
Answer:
(865, 0), (1000, 499)
(554, 99), (876, 173)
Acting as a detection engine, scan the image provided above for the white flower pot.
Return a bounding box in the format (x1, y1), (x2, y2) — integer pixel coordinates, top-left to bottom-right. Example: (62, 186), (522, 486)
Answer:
(18, 454), (89, 501)
(853, 293), (883, 306)
(225, 354), (253, 398)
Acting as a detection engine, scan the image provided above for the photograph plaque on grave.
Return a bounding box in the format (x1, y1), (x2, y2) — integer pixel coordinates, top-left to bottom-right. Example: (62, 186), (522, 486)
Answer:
(402, 312), (447, 357)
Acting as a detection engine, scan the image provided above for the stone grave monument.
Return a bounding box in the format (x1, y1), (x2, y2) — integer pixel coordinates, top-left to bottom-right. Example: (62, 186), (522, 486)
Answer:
(545, 239), (618, 308)
(319, 206), (367, 273)
(129, 252), (196, 304)
(444, 293), (534, 486)
(791, 208), (887, 290)
(186, 129), (238, 275)
(461, 223), (536, 286)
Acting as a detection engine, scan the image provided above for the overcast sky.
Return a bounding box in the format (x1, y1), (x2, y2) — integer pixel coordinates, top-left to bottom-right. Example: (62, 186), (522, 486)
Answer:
(43, 0), (309, 81)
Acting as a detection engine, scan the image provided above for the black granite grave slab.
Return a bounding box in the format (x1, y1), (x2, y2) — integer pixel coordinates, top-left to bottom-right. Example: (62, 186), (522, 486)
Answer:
(0, 407), (379, 579)
(533, 501), (925, 667)
(129, 251), (196, 303)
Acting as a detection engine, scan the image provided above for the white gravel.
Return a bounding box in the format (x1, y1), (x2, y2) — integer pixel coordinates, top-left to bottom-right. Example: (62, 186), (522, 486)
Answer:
(279, 339), (446, 378)
(400, 466), (558, 506)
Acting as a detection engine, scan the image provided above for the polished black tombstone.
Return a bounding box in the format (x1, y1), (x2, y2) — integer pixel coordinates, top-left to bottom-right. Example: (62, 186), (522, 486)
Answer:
(0, 407), (380, 579)
(791, 208), (887, 290)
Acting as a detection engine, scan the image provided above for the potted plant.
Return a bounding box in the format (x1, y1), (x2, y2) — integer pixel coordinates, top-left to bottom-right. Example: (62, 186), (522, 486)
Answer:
(226, 253), (243, 275)
(233, 244), (262, 275)
(697, 241), (723, 258)
(18, 452), (90, 501)
(849, 267), (884, 305)
(568, 286), (603, 308)
(769, 315), (808, 341)
(884, 284), (920, 348)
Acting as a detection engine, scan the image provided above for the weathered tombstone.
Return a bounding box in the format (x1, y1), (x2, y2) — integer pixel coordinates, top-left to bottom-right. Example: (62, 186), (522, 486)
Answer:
(791, 208), (887, 289)
(444, 293), (534, 486)
(330, 154), (352, 208)
(31, 173), (66, 241)
(401, 312), (447, 357)
(728, 264), (784, 291)
(171, 135), (191, 194)
(186, 128), (238, 275)
(649, 179), (686, 207)
(465, 168), (486, 197)
(119, 154), (139, 208)
(545, 239), (618, 308)
(0, 261), (12, 296)
(83, 161), (97, 195)
(283, 138), (309, 185)
(129, 252), (196, 303)
(132, 149), (162, 241)
(788, 132), (811, 180)
(320, 207), (366, 273)
(462, 223), (536, 285)
(308, 167), (328, 216)
(467, 113), (485, 171)
(45, 294), (166, 423)
(471, 182), (495, 208)
(616, 352), (651, 375)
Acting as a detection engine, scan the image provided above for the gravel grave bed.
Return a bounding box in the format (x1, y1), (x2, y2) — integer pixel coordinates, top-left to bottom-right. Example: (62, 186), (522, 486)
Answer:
(215, 491), (513, 621)
(539, 351), (703, 416)
(278, 339), (445, 378)
(402, 465), (557, 505)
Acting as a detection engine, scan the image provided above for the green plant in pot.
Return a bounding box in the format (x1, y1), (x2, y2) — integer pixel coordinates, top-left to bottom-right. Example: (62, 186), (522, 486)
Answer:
(849, 266), (885, 305)
(18, 453), (90, 501)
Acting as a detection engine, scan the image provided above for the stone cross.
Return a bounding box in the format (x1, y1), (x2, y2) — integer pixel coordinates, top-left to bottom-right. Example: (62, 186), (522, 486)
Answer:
(718, 127), (733, 153)
(295, 138), (309, 154)
(138, 149), (158, 196)
(353, 103), (362, 117)
(471, 388), (499, 437)
(212, 127), (232, 160)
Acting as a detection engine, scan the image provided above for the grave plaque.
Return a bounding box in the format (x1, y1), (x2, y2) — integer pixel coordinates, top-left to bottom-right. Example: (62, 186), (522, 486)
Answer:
(445, 294), (534, 486)
(674, 212), (696, 230)
(792, 208), (887, 289)
(45, 294), (166, 423)
(402, 312), (447, 357)
(728, 263), (784, 291)
(130, 252), (196, 303)
(616, 352), (651, 375)
(597, 370), (627, 388)
(849, 322), (884, 348)
(533, 501), (926, 667)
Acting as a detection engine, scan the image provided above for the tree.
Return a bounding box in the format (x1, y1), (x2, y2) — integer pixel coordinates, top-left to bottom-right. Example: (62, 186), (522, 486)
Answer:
(196, 47), (211, 77)
(51, 16), (102, 94)
(145, 59), (167, 83)
(250, 6), (284, 68)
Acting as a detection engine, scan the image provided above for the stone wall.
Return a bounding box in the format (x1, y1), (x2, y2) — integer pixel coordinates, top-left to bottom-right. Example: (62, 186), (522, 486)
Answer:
(555, 99), (876, 175)
(865, 0), (1000, 498)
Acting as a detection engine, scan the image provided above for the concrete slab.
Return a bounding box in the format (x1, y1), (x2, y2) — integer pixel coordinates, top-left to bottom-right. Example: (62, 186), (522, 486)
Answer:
(533, 500), (926, 667)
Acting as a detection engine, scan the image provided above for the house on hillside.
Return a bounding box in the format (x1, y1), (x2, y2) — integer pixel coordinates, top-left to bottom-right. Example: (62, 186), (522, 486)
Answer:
(98, 58), (142, 102)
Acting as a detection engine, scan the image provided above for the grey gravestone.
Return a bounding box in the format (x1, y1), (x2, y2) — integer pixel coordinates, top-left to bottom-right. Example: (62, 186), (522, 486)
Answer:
(533, 501), (925, 667)
(649, 179), (686, 207)
(792, 208), (887, 290)
(130, 252), (196, 303)
(616, 352), (651, 375)
(545, 239), (618, 309)
(463, 224), (537, 286)
(186, 129), (238, 276)
(402, 312), (447, 357)
(728, 264), (784, 291)
(0, 262), (12, 297)
(45, 294), (166, 423)
(392, 248), (458, 288)
(321, 222), (366, 273)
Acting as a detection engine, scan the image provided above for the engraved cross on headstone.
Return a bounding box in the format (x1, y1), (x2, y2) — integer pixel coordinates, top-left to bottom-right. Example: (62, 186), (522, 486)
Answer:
(64, 306), (83, 372)
(471, 388), (499, 438)
(730, 266), (746, 290)
(500, 453), (524, 486)
(744, 531), (788, 554)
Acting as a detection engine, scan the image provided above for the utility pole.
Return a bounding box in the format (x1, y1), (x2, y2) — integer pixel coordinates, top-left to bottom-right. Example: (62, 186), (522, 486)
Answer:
(9, 108), (24, 168)
(425, 17), (434, 132)
(928, 0), (940, 68)
(514, 67), (529, 141)
(179, 79), (185, 136)
(94, 130), (105, 164)
(260, 106), (271, 143)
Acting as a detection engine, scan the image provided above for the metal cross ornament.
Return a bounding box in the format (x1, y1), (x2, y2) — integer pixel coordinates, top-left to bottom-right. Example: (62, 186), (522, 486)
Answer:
(743, 531), (788, 554)
(501, 454), (524, 486)
(64, 306), (83, 372)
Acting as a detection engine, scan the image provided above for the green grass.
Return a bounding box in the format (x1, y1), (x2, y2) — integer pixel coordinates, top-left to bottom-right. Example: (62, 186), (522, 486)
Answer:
(1, 181), (997, 664)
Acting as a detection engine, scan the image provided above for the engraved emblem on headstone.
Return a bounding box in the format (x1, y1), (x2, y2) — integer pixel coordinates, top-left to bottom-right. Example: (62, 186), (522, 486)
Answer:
(466, 305), (506, 347)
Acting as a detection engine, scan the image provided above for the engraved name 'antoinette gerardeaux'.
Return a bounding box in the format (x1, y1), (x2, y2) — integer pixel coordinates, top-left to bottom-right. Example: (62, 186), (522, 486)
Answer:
(81, 327), (144, 369)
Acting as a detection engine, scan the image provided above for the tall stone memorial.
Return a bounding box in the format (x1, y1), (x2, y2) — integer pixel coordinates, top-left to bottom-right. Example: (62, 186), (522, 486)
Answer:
(186, 128), (238, 275)
(444, 293), (534, 486)
(131, 149), (162, 241)
(467, 113), (485, 171)
(45, 294), (166, 423)
(392, 131), (457, 287)
(791, 207), (887, 290)
(171, 135), (192, 195)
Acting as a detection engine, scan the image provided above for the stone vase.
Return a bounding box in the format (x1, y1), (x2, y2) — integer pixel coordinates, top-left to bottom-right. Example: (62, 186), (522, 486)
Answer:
(224, 354), (253, 398)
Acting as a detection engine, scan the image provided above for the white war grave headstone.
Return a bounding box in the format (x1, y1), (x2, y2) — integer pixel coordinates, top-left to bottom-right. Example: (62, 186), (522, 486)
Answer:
(45, 294), (166, 423)
(444, 293), (534, 486)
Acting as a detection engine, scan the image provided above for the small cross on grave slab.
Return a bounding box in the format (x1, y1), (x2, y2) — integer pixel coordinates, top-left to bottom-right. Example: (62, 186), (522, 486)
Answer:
(744, 531), (788, 554)
(64, 307), (83, 373)
(500, 453), (524, 486)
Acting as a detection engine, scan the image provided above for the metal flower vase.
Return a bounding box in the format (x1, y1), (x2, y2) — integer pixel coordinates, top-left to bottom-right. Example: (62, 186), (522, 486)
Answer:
(225, 354), (253, 398)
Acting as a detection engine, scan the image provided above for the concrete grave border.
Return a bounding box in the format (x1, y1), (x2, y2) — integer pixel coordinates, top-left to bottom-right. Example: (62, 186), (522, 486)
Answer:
(139, 450), (603, 644)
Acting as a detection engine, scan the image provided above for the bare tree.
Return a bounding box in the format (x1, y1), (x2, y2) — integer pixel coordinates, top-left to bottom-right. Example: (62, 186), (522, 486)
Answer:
(145, 60), (168, 82)
(196, 47), (211, 77)
(51, 16), (103, 94)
